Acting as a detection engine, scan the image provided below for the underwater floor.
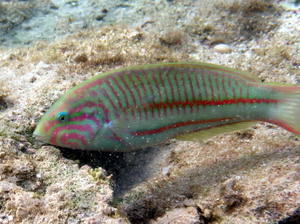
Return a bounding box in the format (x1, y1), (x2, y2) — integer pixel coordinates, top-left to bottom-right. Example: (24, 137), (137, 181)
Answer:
(0, 0), (300, 223)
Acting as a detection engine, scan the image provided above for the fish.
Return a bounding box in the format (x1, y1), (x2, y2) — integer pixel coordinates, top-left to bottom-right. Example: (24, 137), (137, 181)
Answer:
(33, 62), (300, 152)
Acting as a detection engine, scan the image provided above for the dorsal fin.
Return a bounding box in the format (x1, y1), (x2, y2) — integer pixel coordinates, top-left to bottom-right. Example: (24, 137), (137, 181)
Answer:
(101, 62), (262, 82)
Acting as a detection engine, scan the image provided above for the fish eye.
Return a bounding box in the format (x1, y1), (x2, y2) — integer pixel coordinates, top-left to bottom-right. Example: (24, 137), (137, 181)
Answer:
(57, 112), (69, 124)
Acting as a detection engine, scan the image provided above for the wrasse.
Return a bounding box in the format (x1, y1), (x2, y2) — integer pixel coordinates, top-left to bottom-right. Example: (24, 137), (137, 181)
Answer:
(33, 62), (300, 151)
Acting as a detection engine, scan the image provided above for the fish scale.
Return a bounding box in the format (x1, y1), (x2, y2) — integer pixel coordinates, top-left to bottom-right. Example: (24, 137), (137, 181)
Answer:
(34, 62), (300, 151)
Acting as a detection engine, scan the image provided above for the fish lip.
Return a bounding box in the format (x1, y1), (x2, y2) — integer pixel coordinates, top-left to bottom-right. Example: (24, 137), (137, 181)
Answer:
(33, 133), (50, 143)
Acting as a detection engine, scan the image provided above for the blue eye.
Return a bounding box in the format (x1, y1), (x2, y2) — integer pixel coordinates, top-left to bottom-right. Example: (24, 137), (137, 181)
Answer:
(57, 112), (69, 123)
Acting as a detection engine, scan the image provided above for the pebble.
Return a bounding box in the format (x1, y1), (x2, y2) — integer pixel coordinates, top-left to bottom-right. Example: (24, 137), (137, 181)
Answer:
(214, 44), (232, 53)
(36, 61), (49, 69)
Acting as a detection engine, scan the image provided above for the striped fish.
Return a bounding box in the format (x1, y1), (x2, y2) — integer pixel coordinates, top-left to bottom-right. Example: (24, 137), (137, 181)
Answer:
(33, 62), (300, 151)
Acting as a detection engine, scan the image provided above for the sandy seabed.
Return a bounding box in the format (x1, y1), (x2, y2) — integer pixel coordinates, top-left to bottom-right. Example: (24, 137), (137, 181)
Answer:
(0, 0), (300, 223)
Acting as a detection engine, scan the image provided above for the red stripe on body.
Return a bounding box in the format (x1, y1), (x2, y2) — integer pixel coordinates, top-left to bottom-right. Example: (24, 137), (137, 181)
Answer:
(95, 88), (118, 117)
(104, 78), (123, 110)
(174, 74), (181, 115)
(137, 71), (149, 120)
(159, 71), (168, 116)
(154, 70), (162, 117)
(119, 73), (137, 120)
(215, 75), (220, 101)
(129, 98), (278, 136)
(130, 117), (237, 136)
(195, 74), (201, 113)
(166, 71), (175, 116)
(239, 86), (243, 99)
(222, 76), (229, 100)
(188, 75), (195, 113)
(208, 74), (214, 101)
(152, 98), (277, 109)
(202, 71), (209, 101)
(232, 84), (236, 101)
(145, 71), (156, 118)
(128, 72), (143, 118)
(109, 75), (130, 118)
(180, 75), (188, 114)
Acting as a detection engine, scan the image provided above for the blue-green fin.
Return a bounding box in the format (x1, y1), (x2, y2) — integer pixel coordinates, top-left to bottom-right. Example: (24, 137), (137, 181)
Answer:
(175, 121), (258, 142)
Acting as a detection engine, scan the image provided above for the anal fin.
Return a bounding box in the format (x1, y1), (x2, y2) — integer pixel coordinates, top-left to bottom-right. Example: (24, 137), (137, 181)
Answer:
(175, 121), (258, 142)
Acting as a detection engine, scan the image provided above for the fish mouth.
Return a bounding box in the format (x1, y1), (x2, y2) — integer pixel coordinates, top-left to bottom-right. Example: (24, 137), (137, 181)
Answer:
(33, 131), (50, 143)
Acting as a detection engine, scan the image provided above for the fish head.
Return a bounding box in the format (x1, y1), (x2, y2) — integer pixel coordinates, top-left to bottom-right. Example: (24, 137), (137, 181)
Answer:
(33, 87), (103, 150)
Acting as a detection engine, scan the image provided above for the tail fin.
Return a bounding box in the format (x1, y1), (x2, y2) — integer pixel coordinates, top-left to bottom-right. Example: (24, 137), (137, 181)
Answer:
(270, 85), (300, 136)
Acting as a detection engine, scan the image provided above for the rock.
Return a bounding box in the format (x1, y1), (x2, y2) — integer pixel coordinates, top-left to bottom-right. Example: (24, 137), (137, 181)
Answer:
(214, 44), (232, 53)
